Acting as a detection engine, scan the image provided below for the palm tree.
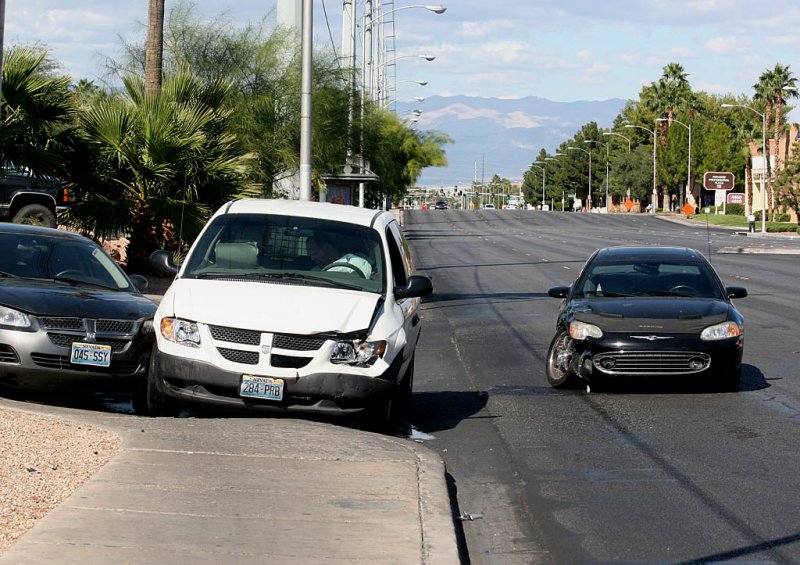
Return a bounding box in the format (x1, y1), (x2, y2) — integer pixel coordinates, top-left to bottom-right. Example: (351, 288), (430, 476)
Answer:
(68, 68), (253, 272)
(145, 0), (165, 94)
(754, 70), (776, 218)
(768, 64), (798, 168)
(0, 46), (73, 176)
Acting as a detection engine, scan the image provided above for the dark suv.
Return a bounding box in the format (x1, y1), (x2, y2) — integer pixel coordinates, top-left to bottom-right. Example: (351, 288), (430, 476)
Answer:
(434, 200), (448, 210)
(0, 165), (71, 228)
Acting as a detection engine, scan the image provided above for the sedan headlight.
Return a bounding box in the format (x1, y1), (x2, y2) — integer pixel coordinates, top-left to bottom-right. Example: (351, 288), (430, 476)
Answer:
(330, 339), (387, 367)
(0, 305), (31, 329)
(160, 317), (201, 348)
(569, 320), (603, 341)
(700, 321), (741, 341)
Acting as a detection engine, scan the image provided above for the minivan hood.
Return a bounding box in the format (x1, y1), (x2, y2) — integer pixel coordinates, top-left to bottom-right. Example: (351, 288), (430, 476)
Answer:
(163, 279), (381, 335)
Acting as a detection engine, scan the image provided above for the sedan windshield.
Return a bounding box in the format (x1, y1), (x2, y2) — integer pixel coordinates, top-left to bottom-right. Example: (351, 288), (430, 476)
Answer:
(573, 260), (724, 299)
(182, 213), (385, 294)
(0, 232), (134, 290)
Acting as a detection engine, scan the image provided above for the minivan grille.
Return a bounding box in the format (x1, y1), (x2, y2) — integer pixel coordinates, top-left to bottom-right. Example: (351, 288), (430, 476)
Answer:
(209, 325), (261, 345)
(273, 334), (326, 351)
(217, 347), (259, 365)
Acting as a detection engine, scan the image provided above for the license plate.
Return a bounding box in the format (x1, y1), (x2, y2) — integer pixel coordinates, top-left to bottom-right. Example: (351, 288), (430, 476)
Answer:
(70, 342), (112, 367)
(240, 375), (284, 401)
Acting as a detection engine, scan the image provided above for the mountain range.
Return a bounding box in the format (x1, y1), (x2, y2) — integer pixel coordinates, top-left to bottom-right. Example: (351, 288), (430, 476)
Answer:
(395, 95), (627, 187)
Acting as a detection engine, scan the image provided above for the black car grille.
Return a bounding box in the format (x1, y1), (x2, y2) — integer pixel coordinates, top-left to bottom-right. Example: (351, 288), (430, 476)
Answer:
(218, 347), (259, 365)
(209, 325), (261, 345)
(30, 353), (140, 374)
(39, 317), (83, 330)
(96, 320), (135, 333)
(271, 354), (312, 369)
(273, 334), (326, 351)
(0, 344), (19, 363)
(593, 351), (711, 375)
(47, 333), (131, 352)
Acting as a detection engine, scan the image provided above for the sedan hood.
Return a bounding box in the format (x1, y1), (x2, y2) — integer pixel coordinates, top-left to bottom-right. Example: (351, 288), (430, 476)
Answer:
(570, 298), (730, 334)
(0, 279), (157, 319)
(163, 279), (380, 335)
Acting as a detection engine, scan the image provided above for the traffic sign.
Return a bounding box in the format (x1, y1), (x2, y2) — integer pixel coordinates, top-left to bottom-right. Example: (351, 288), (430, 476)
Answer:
(682, 202), (695, 217)
(703, 172), (735, 191)
(624, 199), (634, 211)
(727, 192), (745, 205)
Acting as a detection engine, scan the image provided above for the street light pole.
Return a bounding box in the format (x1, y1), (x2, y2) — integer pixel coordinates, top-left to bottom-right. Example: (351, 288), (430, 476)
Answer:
(567, 146), (592, 212)
(722, 103), (768, 233)
(585, 140), (609, 212)
(657, 117), (692, 209)
(299, 0), (313, 201)
(624, 123), (657, 215)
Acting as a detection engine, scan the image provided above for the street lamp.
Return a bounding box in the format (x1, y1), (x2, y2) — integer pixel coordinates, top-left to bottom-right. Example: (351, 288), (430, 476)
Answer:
(722, 103), (768, 233)
(377, 54), (436, 108)
(624, 123), (658, 215)
(657, 117), (692, 208)
(602, 131), (632, 152)
(568, 146), (592, 212)
(585, 140), (610, 212)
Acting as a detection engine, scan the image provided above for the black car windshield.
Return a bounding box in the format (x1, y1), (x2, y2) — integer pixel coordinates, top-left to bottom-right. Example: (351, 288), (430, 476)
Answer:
(182, 213), (385, 294)
(574, 260), (724, 299)
(0, 232), (134, 290)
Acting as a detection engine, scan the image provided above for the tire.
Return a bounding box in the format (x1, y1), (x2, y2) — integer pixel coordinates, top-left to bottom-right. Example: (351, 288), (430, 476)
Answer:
(12, 204), (57, 228)
(142, 348), (180, 416)
(545, 329), (580, 388)
(364, 356), (414, 433)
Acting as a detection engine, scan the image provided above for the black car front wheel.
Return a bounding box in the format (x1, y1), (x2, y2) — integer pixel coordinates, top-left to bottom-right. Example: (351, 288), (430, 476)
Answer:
(546, 329), (580, 388)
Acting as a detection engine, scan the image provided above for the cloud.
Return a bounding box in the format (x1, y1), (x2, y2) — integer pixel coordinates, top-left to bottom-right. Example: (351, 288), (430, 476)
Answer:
(576, 49), (592, 61)
(420, 103), (556, 129)
(704, 36), (745, 55)
(458, 19), (518, 40)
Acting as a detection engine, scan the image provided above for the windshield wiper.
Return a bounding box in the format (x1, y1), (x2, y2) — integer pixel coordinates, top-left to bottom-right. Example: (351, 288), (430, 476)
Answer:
(255, 272), (365, 291)
(0, 271), (20, 278)
(52, 276), (117, 290)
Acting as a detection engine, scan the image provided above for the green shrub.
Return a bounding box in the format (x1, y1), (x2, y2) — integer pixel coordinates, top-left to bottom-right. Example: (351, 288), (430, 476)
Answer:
(726, 204), (744, 216)
(774, 213), (790, 222)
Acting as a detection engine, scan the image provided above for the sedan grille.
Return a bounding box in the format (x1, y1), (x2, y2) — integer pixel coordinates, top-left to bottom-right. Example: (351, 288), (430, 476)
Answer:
(47, 334), (130, 352)
(0, 344), (19, 364)
(39, 317), (83, 330)
(593, 351), (711, 375)
(30, 353), (140, 374)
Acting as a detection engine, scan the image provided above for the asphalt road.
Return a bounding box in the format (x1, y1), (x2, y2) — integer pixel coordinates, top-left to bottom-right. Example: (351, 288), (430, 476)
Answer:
(406, 209), (800, 564)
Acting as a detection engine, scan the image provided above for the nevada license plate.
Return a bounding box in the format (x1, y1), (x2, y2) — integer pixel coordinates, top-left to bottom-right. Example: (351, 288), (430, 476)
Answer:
(240, 375), (284, 401)
(70, 342), (112, 367)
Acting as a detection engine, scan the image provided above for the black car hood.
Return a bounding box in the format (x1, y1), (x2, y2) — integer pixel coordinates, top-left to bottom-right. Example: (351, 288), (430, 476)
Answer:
(569, 298), (729, 334)
(0, 279), (157, 319)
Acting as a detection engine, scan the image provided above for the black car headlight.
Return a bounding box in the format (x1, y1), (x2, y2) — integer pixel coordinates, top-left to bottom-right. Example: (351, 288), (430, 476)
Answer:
(569, 320), (603, 341)
(160, 317), (201, 348)
(700, 321), (741, 341)
(330, 339), (387, 367)
(0, 305), (32, 329)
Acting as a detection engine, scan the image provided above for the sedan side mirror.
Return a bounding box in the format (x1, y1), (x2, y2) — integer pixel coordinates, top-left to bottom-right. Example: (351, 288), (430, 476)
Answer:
(726, 286), (748, 299)
(128, 274), (149, 292)
(395, 275), (433, 300)
(150, 250), (179, 277)
(548, 286), (570, 299)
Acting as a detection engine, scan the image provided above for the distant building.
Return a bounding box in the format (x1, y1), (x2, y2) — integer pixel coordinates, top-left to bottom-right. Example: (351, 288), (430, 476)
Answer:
(744, 123), (799, 222)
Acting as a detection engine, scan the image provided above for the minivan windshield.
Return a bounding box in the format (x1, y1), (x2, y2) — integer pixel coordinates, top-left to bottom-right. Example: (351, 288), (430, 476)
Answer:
(182, 213), (385, 293)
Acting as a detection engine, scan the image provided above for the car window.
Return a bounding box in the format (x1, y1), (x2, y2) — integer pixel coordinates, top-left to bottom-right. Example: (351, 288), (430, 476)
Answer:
(574, 260), (722, 299)
(386, 222), (410, 288)
(182, 213), (385, 293)
(0, 233), (133, 290)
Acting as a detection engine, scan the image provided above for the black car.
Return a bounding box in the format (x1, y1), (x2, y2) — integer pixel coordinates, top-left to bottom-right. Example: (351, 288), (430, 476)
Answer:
(0, 165), (71, 228)
(0, 224), (157, 397)
(546, 246), (747, 391)
(434, 200), (448, 210)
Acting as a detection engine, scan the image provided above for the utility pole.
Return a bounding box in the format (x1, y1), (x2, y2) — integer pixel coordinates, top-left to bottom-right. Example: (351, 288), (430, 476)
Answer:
(299, 0), (313, 201)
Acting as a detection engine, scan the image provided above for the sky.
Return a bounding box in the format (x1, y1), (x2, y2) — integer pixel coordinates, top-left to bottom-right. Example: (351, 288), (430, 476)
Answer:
(5, 0), (800, 122)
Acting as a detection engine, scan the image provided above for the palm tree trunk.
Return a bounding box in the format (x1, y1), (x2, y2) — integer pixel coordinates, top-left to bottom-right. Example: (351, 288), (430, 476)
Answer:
(745, 153), (753, 212)
(144, 0), (165, 95)
(765, 102), (774, 219)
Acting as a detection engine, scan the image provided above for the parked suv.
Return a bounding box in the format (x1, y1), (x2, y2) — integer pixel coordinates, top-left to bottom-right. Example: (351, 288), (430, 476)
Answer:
(0, 165), (71, 228)
(145, 199), (433, 428)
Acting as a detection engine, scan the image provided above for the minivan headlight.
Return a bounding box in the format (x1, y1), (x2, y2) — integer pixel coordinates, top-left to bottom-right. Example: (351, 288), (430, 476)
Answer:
(330, 339), (387, 367)
(701, 321), (741, 341)
(160, 317), (201, 347)
(0, 305), (31, 329)
(569, 320), (603, 341)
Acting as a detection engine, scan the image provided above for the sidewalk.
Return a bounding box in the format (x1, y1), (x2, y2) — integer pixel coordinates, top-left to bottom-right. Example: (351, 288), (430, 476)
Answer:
(0, 399), (459, 564)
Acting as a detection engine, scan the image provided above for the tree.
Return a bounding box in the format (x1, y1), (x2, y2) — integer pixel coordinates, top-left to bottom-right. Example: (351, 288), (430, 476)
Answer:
(767, 64), (798, 167)
(144, 0), (165, 94)
(66, 68), (253, 272)
(775, 141), (800, 214)
(0, 46), (74, 177)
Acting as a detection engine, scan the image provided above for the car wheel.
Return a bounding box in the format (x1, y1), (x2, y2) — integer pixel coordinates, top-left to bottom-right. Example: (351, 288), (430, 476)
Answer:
(390, 355), (415, 426)
(12, 204), (57, 228)
(143, 349), (180, 416)
(546, 329), (580, 388)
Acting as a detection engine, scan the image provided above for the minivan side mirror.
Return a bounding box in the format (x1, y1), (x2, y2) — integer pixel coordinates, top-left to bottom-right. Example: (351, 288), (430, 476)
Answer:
(395, 275), (433, 300)
(150, 250), (179, 277)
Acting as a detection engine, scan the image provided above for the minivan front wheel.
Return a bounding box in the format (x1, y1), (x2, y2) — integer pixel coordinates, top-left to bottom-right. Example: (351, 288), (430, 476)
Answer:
(143, 350), (180, 416)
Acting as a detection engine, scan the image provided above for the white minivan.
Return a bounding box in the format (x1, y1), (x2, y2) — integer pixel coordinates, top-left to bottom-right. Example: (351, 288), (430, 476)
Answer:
(145, 199), (432, 427)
